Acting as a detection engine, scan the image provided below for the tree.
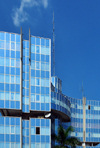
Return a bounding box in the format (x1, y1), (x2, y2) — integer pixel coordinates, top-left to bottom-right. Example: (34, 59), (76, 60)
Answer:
(53, 125), (81, 148)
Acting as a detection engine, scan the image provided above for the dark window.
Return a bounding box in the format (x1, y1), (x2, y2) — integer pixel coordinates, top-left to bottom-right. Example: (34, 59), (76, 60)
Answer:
(36, 127), (40, 134)
(88, 105), (91, 110)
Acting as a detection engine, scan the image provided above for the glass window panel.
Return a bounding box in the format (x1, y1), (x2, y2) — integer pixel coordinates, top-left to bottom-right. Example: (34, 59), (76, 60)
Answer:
(36, 46), (40, 53)
(5, 92), (9, 100)
(16, 51), (20, 58)
(11, 76), (15, 83)
(11, 51), (15, 58)
(0, 41), (4, 48)
(11, 126), (15, 133)
(5, 143), (10, 147)
(41, 79), (45, 87)
(46, 63), (49, 71)
(5, 126), (10, 134)
(0, 92), (4, 99)
(16, 43), (20, 51)
(31, 94), (35, 102)
(36, 62), (40, 69)
(45, 79), (49, 87)
(5, 75), (10, 83)
(11, 34), (15, 42)
(16, 76), (20, 84)
(16, 85), (20, 92)
(6, 33), (10, 41)
(6, 58), (10, 66)
(41, 55), (45, 61)
(31, 78), (35, 85)
(41, 39), (45, 46)
(0, 58), (4, 66)
(11, 59), (15, 67)
(36, 54), (40, 61)
(41, 95), (45, 103)
(31, 37), (35, 44)
(16, 34), (20, 42)
(16, 59), (20, 67)
(25, 97), (29, 104)
(6, 50), (10, 57)
(45, 47), (50, 55)
(0, 49), (4, 57)
(31, 127), (35, 135)
(36, 38), (40, 45)
(46, 55), (49, 62)
(31, 45), (35, 53)
(6, 42), (10, 50)
(36, 95), (40, 101)
(36, 78), (40, 85)
(41, 63), (45, 71)
(16, 68), (20, 75)
(41, 127), (45, 135)
(45, 127), (50, 135)
(15, 126), (20, 134)
(0, 126), (4, 134)
(46, 39), (49, 46)
(0, 33), (4, 40)
(11, 93), (14, 100)
(11, 43), (15, 50)
(0, 75), (4, 83)
(31, 61), (35, 69)
(15, 93), (20, 101)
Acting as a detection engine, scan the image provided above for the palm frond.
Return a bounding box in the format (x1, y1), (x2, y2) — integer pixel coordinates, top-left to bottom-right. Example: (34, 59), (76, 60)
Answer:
(66, 137), (81, 146)
(65, 126), (74, 137)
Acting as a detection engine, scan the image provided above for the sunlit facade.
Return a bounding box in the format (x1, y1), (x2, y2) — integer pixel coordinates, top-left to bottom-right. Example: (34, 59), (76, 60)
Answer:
(0, 31), (100, 148)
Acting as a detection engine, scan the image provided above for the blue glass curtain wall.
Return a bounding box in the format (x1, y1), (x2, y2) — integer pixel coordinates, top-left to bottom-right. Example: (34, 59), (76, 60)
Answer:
(30, 36), (51, 112)
(0, 32), (21, 110)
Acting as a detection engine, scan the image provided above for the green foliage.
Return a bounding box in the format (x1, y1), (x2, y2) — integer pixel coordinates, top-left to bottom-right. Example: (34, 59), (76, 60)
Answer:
(53, 125), (81, 148)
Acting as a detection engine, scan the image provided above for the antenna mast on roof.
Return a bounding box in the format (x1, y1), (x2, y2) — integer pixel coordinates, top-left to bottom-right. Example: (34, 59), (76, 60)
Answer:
(53, 12), (55, 76)
(82, 81), (84, 98)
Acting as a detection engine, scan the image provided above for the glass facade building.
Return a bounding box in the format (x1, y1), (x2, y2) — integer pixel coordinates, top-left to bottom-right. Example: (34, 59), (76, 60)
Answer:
(0, 30), (100, 148)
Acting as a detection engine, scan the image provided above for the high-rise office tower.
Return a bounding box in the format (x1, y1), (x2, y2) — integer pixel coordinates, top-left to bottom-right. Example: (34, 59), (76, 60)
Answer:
(0, 30), (100, 148)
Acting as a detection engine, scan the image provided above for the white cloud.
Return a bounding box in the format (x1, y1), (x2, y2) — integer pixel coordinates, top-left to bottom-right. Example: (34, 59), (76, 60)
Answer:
(12, 0), (48, 27)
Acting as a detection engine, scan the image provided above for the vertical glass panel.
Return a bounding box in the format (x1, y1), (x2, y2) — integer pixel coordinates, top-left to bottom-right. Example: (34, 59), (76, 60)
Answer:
(0, 75), (4, 83)
(5, 92), (9, 100)
(5, 75), (9, 83)
(36, 95), (40, 101)
(31, 45), (35, 53)
(16, 34), (20, 42)
(11, 59), (15, 67)
(31, 127), (35, 135)
(6, 42), (10, 50)
(11, 34), (15, 42)
(0, 41), (4, 48)
(11, 126), (15, 133)
(16, 43), (20, 51)
(41, 38), (45, 46)
(6, 33), (10, 41)
(11, 42), (15, 50)
(36, 62), (40, 69)
(36, 38), (40, 45)
(31, 37), (35, 44)
(46, 39), (49, 46)
(31, 94), (35, 102)
(0, 32), (5, 40)
(36, 46), (40, 53)
(11, 93), (14, 100)
(36, 78), (40, 86)
(6, 58), (10, 66)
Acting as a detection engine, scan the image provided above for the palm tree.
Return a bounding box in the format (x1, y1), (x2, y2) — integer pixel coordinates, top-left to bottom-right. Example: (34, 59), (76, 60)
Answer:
(53, 125), (81, 148)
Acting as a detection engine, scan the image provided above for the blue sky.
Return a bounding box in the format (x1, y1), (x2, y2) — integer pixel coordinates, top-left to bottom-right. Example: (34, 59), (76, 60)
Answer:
(0, 0), (100, 100)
